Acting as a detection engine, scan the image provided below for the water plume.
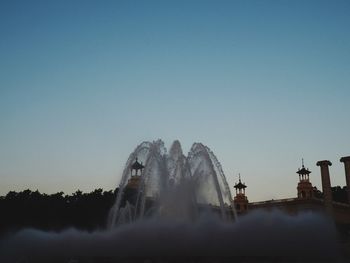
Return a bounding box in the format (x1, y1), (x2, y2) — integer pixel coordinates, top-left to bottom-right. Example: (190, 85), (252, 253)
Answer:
(108, 140), (234, 227)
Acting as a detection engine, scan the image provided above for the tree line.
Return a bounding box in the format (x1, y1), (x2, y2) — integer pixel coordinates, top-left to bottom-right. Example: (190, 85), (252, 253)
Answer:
(313, 185), (348, 203)
(0, 188), (118, 235)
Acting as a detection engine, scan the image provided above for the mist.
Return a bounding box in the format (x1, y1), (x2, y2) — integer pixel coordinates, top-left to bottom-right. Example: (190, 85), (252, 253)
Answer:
(0, 210), (341, 262)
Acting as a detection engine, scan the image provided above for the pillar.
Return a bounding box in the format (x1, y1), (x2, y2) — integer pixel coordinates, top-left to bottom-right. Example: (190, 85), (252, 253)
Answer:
(340, 156), (350, 204)
(316, 160), (333, 214)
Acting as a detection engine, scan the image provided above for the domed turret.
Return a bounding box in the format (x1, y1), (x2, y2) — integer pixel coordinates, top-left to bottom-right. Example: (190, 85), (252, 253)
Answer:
(130, 158), (144, 176)
(297, 159), (313, 199)
(233, 174), (248, 213)
(121, 157), (145, 209)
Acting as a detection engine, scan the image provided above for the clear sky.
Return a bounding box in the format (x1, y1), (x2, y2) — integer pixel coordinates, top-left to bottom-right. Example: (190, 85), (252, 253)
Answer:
(1, 0), (349, 201)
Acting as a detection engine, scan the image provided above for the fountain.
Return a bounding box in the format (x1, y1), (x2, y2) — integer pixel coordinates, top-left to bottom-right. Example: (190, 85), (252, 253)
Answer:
(0, 140), (341, 262)
(108, 139), (235, 228)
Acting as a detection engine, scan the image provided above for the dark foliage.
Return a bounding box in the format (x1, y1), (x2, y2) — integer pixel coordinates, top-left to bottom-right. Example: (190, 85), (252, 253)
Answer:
(0, 188), (117, 235)
(332, 186), (348, 203)
(313, 186), (348, 203)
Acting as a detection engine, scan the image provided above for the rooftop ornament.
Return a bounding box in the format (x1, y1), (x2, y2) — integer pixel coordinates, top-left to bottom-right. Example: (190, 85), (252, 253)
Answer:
(130, 157), (145, 176)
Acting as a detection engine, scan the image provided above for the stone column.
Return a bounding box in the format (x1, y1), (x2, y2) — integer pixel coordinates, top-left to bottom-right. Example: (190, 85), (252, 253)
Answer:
(316, 160), (333, 214)
(340, 156), (350, 204)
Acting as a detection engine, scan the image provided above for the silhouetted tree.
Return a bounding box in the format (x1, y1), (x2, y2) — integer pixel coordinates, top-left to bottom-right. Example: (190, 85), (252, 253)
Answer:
(0, 188), (118, 235)
(332, 186), (347, 203)
(313, 186), (323, 199)
(312, 186), (348, 203)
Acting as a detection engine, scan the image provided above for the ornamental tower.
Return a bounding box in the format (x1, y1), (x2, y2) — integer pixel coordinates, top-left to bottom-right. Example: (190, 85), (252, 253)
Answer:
(122, 157), (145, 208)
(233, 174), (248, 213)
(296, 159), (313, 199)
(126, 157), (145, 189)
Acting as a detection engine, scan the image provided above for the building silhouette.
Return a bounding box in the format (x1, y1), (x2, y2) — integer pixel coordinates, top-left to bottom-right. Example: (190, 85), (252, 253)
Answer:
(121, 156), (350, 224)
(246, 156), (350, 225)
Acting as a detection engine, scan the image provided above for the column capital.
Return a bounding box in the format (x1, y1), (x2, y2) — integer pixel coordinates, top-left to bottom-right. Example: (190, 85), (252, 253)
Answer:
(316, 160), (332, 166)
(340, 156), (350, 163)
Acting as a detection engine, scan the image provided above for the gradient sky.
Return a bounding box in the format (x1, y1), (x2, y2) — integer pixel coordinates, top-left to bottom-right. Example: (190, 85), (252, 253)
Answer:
(1, 0), (349, 201)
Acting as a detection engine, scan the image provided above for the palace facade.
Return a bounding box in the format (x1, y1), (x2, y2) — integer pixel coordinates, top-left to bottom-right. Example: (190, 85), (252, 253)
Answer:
(233, 156), (350, 225)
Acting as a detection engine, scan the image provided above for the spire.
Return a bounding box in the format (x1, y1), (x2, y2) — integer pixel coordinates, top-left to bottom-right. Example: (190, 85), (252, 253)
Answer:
(296, 159), (311, 176)
(234, 174), (247, 191)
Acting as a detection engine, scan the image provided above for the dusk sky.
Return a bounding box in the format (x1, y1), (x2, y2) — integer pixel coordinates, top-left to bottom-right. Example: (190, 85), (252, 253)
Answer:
(1, 0), (349, 201)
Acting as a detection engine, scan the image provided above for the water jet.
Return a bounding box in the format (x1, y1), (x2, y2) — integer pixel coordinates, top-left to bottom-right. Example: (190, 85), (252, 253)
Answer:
(108, 139), (235, 227)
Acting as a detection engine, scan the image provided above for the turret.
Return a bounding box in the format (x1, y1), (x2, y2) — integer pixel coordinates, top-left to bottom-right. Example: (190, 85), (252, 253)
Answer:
(126, 158), (144, 189)
(122, 157), (145, 207)
(296, 159), (313, 199)
(233, 174), (248, 213)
